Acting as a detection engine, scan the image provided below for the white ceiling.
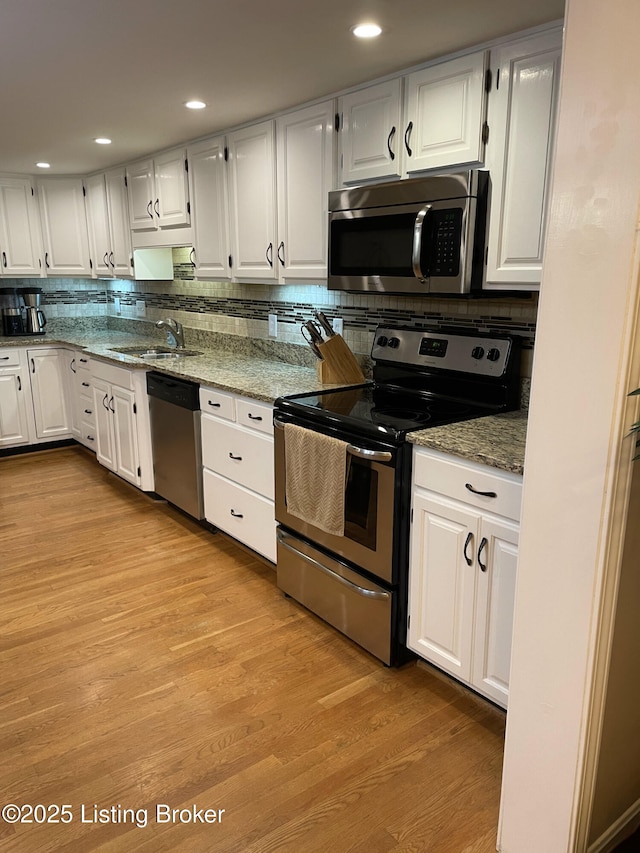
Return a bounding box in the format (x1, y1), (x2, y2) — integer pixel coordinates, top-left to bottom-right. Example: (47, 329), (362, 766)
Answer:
(0, 0), (564, 176)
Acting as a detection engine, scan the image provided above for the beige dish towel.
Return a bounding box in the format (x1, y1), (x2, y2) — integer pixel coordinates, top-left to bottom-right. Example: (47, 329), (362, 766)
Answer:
(284, 423), (348, 537)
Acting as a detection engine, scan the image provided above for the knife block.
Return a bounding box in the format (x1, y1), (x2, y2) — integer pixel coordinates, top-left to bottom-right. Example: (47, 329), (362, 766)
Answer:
(316, 335), (366, 385)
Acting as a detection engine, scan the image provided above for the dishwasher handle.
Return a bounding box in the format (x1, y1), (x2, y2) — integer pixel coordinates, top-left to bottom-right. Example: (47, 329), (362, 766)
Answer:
(146, 371), (200, 409)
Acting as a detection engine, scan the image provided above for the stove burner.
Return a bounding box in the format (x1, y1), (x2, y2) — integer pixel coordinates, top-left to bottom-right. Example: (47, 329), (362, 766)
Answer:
(370, 406), (432, 427)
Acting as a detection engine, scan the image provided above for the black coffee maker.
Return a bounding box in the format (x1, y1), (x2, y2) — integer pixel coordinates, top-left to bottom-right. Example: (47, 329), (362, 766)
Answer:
(0, 287), (25, 336)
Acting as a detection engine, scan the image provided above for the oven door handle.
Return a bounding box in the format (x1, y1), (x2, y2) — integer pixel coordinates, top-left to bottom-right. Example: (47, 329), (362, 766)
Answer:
(346, 444), (393, 463)
(273, 419), (393, 464)
(412, 203), (432, 283)
(277, 530), (390, 601)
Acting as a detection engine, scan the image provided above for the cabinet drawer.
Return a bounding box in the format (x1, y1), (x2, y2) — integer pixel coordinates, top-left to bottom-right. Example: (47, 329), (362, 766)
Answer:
(80, 421), (98, 449)
(91, 359), (135, 389)
(203, 469), (276, 562)
(0, 348), (23, 368)
(413, 447), (522, 521)
(236, 398), (273, 435)
(202, 415), (274, 498)
(199, 386), (235, 420)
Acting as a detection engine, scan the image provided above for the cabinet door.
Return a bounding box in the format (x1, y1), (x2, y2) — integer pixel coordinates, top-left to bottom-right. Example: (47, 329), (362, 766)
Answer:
(105, 169), (133, 276)
(93, 377), (116, 471)
(276, 101), (335, 281)
(154, 149), (190, 229)
(408, 492), (479, 681)
(339, 79), (403, 183)
(471, 515), (519, 708)
(27, 348), (70, 439)
(187, 136), (231, 279)
(0, 368), (32, 446)
(84, 174), (112, 277)
(112, 385), (140, 486)
(227, 120), (277, 280)
(126, 159), (156, 231)
(404, 51), (488, 174)
(484, 31), (562, 289)
(36, 178), (92, 276)
(0, 176), (43, 277)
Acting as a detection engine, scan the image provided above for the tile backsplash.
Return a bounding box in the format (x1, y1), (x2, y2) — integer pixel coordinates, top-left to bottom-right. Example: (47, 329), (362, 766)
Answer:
(9, 255), (538, 376)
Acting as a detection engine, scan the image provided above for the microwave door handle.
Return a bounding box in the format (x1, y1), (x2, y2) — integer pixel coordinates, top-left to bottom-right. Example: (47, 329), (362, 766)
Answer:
(412, 203), (432, 283)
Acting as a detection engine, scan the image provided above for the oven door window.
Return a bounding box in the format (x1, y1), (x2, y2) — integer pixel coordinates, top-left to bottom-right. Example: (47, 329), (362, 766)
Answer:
(344, 457), (378, 550)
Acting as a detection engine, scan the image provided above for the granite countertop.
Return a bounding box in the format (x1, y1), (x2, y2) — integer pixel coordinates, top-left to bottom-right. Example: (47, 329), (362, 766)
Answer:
(408, 410), (527, 475)
(2, 331), (528, 472)
(0, 330), (337, 403)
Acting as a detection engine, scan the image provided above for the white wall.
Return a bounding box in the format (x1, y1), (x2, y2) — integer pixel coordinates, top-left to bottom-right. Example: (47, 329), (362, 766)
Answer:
(499, 0), (640, 850)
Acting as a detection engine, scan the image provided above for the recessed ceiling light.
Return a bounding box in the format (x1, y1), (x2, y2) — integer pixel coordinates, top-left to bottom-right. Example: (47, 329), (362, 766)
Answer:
(36, 162), (51, 169)
(185, 100), (206, 110)
(95, 137), (112, 145)
(352, 23), (382, 38)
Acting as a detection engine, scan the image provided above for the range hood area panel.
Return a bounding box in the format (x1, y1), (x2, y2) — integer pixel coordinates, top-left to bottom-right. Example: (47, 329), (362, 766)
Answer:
(133, 248), (177, 281)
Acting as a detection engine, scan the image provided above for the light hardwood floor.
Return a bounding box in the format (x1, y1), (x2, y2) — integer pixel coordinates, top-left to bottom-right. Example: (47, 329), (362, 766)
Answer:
(0, 446), (505, 852)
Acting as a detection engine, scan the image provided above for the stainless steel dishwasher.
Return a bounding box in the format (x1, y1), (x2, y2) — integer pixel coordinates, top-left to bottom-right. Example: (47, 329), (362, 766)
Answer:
(146, 371), (203, 520)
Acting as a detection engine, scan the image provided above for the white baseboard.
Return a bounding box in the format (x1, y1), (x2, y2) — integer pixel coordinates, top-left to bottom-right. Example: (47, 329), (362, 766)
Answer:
(588, 798), (640, 853)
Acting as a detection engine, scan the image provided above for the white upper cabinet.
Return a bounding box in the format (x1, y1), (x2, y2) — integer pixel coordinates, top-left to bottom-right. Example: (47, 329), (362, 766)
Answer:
(36, 177), (92, 277)
(227, 120), (278, 281)
(187, 136), (231, 279)
(404, 50), (489, 175)
(484, 29), (562, 289)
(339, 79), (403, 184)
(126, 148), (190, 233)
(276, 101), (335, 281)
(85, 169), (133, 278)
(0, 176), (43, 277)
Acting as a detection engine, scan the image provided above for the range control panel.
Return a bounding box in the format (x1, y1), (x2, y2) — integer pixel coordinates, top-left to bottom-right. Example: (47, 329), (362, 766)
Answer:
(371, 326), (512, 377)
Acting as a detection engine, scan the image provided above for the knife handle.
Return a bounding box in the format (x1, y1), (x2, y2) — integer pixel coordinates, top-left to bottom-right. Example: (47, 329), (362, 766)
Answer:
(313, 310), (335, 338)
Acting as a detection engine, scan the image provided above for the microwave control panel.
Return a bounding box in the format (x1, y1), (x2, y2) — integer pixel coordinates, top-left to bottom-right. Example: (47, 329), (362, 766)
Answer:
(426, 209), (463, 277)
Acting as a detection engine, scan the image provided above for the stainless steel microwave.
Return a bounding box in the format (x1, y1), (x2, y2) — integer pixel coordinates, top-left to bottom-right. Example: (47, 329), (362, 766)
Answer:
(328, 170), (489, 295)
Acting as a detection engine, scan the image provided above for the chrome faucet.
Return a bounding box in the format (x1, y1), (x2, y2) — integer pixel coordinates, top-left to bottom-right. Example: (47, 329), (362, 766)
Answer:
(156, 318), (185, 349)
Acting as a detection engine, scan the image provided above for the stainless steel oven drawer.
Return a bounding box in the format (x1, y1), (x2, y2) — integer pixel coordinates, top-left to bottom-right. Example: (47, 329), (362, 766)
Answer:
(276, 529), (393, 665)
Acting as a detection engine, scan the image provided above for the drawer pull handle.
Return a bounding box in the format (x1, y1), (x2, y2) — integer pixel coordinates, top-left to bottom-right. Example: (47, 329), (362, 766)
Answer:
(84, 409), (92, 414)
(230, 509), (244, 518)
(0, 356), (9, 360)
(87, 435), (95, 442)
(478, 537), (488, 572)
(82, 381), (90, 387)
(208, 401), (221, 407)
(247, 413), (263, 421)
(465, 483), (497, 498)
(463, 531), (473, 566)
(229, 453), (242, 461)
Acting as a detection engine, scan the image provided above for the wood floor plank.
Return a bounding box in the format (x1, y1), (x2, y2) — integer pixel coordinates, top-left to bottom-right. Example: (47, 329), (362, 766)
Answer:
(1, 446), (506, 852)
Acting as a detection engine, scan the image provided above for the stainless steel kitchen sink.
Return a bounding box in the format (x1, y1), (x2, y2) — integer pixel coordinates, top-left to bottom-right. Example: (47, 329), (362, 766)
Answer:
(111, 346), (202, 359)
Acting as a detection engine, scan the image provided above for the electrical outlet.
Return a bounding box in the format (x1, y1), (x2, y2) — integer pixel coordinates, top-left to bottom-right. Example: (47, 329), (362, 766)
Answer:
(113, 296), (121, 314)
(332, 317), (344, 335)
(268, 313), (278, 337)
(135, 299), (146, 318)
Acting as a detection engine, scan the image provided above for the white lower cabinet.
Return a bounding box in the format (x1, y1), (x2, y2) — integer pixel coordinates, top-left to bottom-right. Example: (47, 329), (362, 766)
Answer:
(91, 360), (153, 490)
(0, 348), (32, 447)
(408, 446), (522, 708)
(200, 386), (276, 562)
(27, 348), (71, 440)
(66, 348), (96, 449)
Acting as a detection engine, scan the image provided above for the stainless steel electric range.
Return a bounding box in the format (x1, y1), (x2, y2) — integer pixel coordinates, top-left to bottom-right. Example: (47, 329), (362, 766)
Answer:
(273, 325), (522, 665)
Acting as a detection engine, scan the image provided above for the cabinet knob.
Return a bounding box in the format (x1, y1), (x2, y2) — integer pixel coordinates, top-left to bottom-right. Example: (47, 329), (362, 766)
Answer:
(465, 483), (497, 498)
(404, 121), (413, 156)
(387, 126), (396, 161)
(477, 537), (488, 572)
